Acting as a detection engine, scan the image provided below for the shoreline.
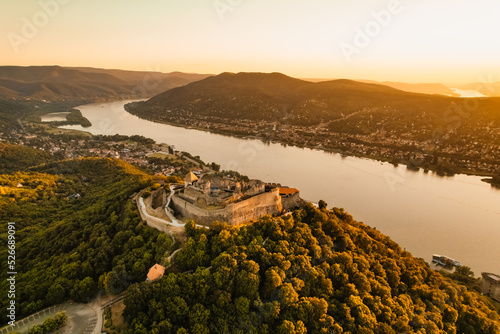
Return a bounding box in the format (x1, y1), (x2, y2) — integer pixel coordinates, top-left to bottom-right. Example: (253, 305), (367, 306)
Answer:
(122, 104), (498, 181)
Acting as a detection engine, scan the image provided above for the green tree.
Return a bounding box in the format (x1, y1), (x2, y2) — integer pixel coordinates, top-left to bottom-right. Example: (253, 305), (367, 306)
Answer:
(318, 200), (328, 210)
(42, 317), (57, 332)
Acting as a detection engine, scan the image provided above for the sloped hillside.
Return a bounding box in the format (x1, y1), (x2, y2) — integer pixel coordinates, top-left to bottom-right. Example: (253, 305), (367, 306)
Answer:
(123, 203), (500, 333)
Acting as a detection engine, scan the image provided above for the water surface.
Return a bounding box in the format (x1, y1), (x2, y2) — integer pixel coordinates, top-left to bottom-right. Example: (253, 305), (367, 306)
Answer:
(62, 100), (500, 275)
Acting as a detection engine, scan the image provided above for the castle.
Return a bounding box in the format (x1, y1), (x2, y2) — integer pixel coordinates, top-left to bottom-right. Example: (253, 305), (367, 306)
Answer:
(481, 272), (500, 302)
(170, 172), (302, 226)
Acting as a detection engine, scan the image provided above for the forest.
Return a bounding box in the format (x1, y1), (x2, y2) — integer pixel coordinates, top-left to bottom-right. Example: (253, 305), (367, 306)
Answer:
(48, 109), (92, 128)
(0, 143), (53, 173)
(123, 203), (500, 334)
(2, 139), (499, 332)
(0, 157), (175, 325)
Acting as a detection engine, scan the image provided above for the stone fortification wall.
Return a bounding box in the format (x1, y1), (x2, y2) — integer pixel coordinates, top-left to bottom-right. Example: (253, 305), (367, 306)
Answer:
(481, 273), (500, 302)
(227, 187), (282, 224)
(245, 180), (265, 196)
(151, 187), (166, 209)
(171, 188), (282, 226)
(281, 192), (302, 211)
(183, 186), (204, 202)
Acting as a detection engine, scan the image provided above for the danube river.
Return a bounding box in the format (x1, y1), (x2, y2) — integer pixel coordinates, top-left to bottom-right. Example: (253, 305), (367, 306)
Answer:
(62, 100), (500, 275)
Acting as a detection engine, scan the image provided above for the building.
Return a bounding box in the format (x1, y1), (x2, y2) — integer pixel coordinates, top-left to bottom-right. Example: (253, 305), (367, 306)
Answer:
(278, 187), (301, 211)
(147, 264), (166, 281)
(481, 272), (500, 302)
(184, 171), (198, 187)
(170, 173), (303, 226)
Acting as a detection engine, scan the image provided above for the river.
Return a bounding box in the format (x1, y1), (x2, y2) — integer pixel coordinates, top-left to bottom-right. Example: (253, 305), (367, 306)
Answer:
(61, 100), (500, 276)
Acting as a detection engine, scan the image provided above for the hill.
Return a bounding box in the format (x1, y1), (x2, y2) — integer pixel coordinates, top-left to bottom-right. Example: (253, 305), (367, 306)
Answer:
(129, 72), (430, 123)
(0, 66), (211, 102)
(128, 71), (500, 129)
(459, 81), (500, 97)
(69, 67), (211, 95)
(0, 143), (53, 173)
(355, 79), (458, 96)
(127, 72), (500, 176)
(123, 203), (500, 333)
(0, 66), (131, 101)
(0, 156), (174, 324)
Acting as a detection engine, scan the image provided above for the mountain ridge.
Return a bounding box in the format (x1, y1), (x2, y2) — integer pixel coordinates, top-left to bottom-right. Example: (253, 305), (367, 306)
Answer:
(0, 65), (211, 101)
(127, 71), (500, 176)
(131, 71), (456, 125)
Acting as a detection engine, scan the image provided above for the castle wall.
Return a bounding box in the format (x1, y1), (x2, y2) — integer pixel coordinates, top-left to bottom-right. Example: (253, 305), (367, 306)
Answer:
(171, 196), (230, 227)
(151, 187), (165, 209)
(245, 181), (265, 196)
(281, 192), (302, 211)
(171, 188), (282, 226)
(228, 188), (282, 225)
(481, 273), (500, 302)
(183, 186), (204, 202)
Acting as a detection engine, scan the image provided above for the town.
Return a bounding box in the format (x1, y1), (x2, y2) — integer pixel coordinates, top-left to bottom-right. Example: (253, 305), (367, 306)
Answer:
(144, 110), (500, 177)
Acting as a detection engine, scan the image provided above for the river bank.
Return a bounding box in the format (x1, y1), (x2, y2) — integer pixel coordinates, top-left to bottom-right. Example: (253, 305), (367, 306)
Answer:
(59, 99), (500, 276)
(123, 102), (499, 181)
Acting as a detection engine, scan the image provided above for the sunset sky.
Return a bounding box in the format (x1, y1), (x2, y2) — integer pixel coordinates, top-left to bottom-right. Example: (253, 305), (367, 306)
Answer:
(1, 0), (499, 85)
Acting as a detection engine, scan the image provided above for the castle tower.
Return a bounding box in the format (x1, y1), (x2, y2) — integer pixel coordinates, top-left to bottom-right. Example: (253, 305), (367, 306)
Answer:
(185, 171), (198, 187)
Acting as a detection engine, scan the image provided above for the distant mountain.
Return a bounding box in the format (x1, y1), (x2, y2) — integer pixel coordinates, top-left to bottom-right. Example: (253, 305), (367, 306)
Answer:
(137, 72), (312, 120)
(459, 81), (500, 97)
(0, 66), (130, 101)
(0, 65), (128, 85)
(355, 79), (458, 96)
(0, 66), (211, 101)
(68, 67), (211, 94)
(128, 72), (500, 174)
(130, 72), (465, 126)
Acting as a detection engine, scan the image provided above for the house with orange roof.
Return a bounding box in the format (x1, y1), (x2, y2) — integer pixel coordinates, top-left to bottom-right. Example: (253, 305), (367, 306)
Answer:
(147, 264), (166, 281)
(184, 171), (199, 187)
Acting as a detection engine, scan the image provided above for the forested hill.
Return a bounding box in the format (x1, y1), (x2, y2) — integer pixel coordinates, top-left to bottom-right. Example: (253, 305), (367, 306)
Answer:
(0, 66), (211, 101)
(127, 72), (500, 176)
(128, 71), (500, 130)
(130, 72), (432, 123)
(123, 204), (500, 333)
(0, 156), (174, 324)
(0, 142), (53, 173)
(354, 80), (459, 97)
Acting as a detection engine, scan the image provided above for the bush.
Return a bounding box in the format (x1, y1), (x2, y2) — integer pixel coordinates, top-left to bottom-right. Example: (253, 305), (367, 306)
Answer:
(27, 325), (45, 334)
(54, 311), (67, 327)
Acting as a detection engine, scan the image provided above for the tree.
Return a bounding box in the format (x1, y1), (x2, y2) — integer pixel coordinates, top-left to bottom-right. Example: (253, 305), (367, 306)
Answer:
(27, 325), (45, 334)
(120, 203), (500, 333)
(42, 317), (58, 332)
(54, 311), (67, 327)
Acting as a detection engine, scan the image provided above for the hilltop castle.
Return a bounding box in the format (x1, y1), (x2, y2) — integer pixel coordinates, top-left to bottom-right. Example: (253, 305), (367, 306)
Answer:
(170, 172), (302, 226)
(481, 272), (500, 302)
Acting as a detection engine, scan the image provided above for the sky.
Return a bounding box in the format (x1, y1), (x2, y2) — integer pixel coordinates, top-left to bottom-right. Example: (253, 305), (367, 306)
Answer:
(1, 0), (499, 85)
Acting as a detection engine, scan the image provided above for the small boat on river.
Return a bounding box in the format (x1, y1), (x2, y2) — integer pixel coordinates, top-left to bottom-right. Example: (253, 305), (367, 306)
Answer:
(432, 254), (461, 267)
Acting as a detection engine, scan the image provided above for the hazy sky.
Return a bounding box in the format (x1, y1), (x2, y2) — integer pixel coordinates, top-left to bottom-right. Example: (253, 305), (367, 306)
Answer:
(1, 0), (499, 84)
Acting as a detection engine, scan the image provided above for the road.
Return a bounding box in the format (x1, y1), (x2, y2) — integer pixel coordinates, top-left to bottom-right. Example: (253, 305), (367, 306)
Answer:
(138, 194), (184, 228)
(1, 301), (102, 334)
(164, 185), (185, 225)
